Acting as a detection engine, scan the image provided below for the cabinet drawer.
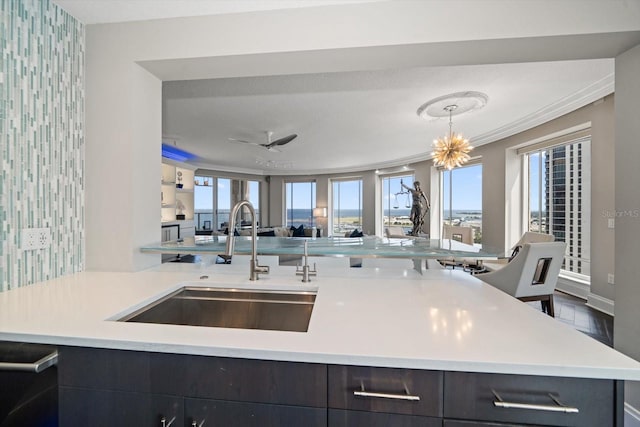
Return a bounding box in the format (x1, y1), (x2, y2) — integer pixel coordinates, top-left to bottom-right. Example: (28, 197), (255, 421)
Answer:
(328, 365), (443, 417)
(58, 346), (151, 392)
(329, 409), (441, 427)
(152, 353), (327, 407)
(444, 420), (531, 426)
(186, 397), (326, 427)
(60, 387), (184, 427)
(444, 371), (617, 427)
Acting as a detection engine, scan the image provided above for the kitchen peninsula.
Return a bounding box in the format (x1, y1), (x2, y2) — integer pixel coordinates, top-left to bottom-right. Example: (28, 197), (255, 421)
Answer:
(1, 264), (639, 426)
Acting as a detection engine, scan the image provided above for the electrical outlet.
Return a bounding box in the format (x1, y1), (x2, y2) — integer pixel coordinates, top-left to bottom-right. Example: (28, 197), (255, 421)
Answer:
(21, 228), (51, 250)
(607, 274), (615, 285)
(608, 218), (615, 229)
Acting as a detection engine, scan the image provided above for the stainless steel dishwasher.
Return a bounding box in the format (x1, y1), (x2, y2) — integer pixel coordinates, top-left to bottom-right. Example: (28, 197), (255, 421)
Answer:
(0, 341), (58, 426)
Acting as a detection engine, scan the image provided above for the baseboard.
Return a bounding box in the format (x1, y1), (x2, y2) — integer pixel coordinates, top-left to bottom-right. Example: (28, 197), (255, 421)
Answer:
(586, 292), (615, 317)
(556, 276), (590, 300)
(626, 402), (640, 427)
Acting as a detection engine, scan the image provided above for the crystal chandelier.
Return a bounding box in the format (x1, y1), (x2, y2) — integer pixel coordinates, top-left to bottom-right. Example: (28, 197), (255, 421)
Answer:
(432, 105), (472, 170)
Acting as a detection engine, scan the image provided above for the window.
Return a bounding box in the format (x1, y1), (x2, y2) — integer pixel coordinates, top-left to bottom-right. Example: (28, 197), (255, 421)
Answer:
(441, 163), (483, 244)
(217, 178), (231, 229)
(193, 177), (260, 232)
(331, 179), (362, 235)
(381, 174), (414, 234)
(194, 175), (213, 231)
(246, 180), (260, 226)
(285, 181), (316, 228)
(525, 137), (591, 277)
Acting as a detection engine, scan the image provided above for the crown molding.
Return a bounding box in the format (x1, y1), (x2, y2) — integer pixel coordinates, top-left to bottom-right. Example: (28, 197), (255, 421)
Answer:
(471, 73), (614, 147)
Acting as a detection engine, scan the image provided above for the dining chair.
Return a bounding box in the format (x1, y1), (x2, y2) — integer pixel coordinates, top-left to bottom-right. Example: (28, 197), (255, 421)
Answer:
(476, 241), (567, 317)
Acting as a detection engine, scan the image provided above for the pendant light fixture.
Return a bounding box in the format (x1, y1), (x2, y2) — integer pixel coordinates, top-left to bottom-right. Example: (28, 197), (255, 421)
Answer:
(431, 104), (473, 170)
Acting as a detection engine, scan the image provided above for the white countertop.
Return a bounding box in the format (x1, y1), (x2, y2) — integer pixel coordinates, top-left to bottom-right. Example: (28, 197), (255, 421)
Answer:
(1, 262), (639, 380)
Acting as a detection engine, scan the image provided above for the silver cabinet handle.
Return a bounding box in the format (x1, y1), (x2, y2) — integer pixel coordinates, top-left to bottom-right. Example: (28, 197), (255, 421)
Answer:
(160, 416), (175, 427)
(353, 383), (420, 401)
(492, 390), (579, 413)
(0, 350), (58, 373)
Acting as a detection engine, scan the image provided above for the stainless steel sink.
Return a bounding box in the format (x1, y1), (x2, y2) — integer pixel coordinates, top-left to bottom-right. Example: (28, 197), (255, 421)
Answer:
(119, 287), (316, 332)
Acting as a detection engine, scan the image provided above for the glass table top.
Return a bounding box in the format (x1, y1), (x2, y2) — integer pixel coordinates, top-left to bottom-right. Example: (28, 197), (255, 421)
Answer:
(141, 236), (502, 259)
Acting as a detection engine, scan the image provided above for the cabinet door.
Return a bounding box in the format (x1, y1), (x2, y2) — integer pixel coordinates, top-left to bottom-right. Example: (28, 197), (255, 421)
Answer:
(328, 365), (443, 417)
(185, 397), (326, 427)
(444, 371), (616, 427)
(444, 420), (531, 426)
(58, 346), (151, 393)
(60, 387), (184, 427)
(152, 354), (327, 407)
(329, 408), (441, 427)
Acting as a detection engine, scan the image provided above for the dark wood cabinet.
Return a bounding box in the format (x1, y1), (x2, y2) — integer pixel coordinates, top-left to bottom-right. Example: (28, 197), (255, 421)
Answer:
(58, 346), (326, 427)
(443, 421), (532, 426)
(444, 371), (622, 427)
(151, 352), (326, 407)
(59, 388), (183, 427)
(328, 365), (443, 417)
(57, 346), (624, 427)
(329, 408), (441, 427)
(185, 397), (326, 427)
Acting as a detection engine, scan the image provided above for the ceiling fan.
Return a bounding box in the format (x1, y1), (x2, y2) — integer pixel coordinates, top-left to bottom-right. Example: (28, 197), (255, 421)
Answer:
(228, 131), (297, 152)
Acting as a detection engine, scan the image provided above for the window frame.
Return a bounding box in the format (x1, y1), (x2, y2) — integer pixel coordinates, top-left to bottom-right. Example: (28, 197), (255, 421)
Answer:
(330, 177), (363, 236)
(520, 135), (591, 279)
(379, 173), (415, 236)
(284, 180), (317, 228)
(437, 160), (483, 244)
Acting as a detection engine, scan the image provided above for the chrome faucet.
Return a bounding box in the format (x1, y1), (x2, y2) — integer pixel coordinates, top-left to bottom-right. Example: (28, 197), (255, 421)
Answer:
(225, 200), (269, 280)
(296, 240), (317, 282)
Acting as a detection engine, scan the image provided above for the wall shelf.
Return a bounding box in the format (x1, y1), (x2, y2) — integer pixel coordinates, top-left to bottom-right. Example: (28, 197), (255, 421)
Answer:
(161, 162), (194, 222)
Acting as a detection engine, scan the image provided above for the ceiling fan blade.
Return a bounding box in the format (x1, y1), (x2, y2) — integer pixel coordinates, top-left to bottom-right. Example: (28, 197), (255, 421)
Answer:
(228, 138), (260, 146)
(267, 133), (297, 148)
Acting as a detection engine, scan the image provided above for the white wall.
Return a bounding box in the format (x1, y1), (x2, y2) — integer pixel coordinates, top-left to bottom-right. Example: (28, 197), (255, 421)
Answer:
(614, 42), (640, 412)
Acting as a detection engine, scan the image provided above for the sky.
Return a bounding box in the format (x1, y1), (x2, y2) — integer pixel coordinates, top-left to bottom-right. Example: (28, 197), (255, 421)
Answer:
(194, 164), (484, 211)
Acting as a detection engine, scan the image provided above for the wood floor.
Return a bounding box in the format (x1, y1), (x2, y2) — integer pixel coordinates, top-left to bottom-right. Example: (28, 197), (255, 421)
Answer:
(528, 291), (614, 347)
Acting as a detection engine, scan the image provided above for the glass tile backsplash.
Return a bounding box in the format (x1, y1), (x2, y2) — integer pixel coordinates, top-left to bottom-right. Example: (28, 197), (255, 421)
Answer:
(0, 0), (84, 291)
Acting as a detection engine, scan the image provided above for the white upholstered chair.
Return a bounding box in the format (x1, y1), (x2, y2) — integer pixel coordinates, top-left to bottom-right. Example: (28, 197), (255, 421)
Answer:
(476, 241), (567, 317)
(385, 226), (407, 238)
(443, 225), (475, 244)
(439, 225), (476, 268)
(481, 232), (555, 272)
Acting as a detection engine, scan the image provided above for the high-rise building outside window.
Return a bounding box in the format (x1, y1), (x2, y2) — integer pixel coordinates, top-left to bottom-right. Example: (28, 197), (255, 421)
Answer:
(526, 137), (591, 277)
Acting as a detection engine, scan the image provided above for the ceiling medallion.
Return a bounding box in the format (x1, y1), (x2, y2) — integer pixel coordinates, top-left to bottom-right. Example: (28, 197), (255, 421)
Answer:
(416, 91), (488, 120)
(255, 158), (293, 169)
(417, 91), (487, 170)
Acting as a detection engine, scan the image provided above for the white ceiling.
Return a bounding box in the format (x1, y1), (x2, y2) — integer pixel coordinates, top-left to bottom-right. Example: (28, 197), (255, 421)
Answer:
(54, 0), (619, 175)
(163, 59), (613, 175)
(53, 0), (388, 24)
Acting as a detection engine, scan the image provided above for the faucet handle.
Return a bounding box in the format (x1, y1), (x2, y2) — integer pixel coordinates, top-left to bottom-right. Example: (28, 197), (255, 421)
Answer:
(254, 263), (270, 274)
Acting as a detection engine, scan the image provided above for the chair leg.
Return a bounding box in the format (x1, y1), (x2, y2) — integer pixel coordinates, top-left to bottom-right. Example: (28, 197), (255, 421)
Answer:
(540, 295), (555, 317)
(519, 295), (555, 318)
(546, 294), (555, 318)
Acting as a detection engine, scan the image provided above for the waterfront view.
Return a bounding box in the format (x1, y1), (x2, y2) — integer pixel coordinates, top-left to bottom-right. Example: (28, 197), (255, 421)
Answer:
(194, 208), (487, 241)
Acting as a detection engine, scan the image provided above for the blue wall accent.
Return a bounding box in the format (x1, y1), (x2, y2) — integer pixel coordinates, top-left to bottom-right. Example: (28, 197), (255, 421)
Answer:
(0, 0), (85, 291)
